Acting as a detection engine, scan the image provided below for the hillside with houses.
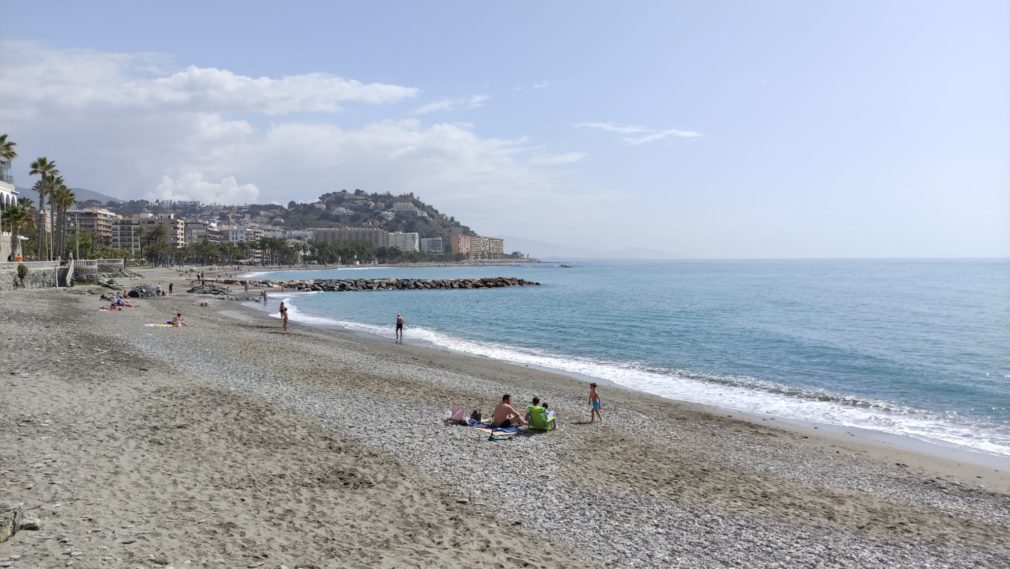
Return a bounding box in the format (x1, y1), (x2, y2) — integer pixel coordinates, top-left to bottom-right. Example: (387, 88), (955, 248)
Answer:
(2, 178), (518, 265)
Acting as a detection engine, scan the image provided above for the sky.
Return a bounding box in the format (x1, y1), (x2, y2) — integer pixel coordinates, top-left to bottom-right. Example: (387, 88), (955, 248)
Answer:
(1, 1), (1007, 258)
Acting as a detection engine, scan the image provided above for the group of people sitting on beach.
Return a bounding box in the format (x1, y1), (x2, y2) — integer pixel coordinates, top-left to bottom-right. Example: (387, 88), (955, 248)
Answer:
(468, 383), (602, 432)
(491, 394), (550, 429)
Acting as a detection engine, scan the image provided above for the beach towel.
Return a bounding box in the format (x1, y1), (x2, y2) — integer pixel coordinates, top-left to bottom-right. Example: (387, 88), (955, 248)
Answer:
(145, 323), (174, 328)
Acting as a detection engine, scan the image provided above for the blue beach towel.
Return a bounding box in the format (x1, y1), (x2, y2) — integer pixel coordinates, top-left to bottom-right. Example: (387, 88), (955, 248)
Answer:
(466, 418), (518, 434)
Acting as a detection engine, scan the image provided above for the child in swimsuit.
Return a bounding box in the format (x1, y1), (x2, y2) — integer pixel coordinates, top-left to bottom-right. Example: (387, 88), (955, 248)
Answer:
(589, 382), (602, 423)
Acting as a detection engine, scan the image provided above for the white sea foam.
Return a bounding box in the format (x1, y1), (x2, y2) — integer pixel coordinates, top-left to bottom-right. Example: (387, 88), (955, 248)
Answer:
(280, 299), (1010, 458)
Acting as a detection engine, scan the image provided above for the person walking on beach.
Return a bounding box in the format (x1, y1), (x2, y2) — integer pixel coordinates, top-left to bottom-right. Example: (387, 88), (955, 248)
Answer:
(279, 301), (289, 332)
(168, 282), (173, 295)
(589, 382), (602, 423)
(261, 290), (268, 304)
(395, 313), (404, 343)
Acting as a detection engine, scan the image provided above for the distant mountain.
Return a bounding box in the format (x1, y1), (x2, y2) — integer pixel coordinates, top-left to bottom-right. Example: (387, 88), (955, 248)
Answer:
(501, 236), (685, 260)
(15, 185), (123, 206)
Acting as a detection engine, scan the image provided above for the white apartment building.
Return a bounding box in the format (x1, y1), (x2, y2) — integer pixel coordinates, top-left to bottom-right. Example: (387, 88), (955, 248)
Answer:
(313, 227), (388, 249)
(222, 227), (248, 243)
(0, 167), (17, 260)
(112, 214), (186, 254)
(420, 237), (443, 254)
(388, 231), (419, 253)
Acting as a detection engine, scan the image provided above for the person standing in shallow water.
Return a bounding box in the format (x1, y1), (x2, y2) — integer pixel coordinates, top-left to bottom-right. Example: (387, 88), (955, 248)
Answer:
(279, 301), (289, 332)
(395, 313), (404, 343)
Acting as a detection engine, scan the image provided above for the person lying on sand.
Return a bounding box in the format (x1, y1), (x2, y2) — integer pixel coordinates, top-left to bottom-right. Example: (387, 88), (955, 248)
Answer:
(492, 394), (527, 428)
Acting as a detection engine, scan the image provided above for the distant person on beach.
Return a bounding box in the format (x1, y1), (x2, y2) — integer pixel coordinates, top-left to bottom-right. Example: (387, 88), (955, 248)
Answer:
(261, 290), (268, 304)
(492, 394), (527, 428)
(589, 382), (602, 423)
(168, 282), (173, 295)
(395, 313), (404, 342)
(279, 302), (289, 332)
(171, 313), (188, 327)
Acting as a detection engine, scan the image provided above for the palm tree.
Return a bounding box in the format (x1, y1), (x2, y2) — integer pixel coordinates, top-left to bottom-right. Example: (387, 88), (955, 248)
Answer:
(142, 224), (168, 265)
(50, 183), (76, 259)
(2, 198), (33, 259)
(28, 157), (58, 260)
(0, 134), (16, 165)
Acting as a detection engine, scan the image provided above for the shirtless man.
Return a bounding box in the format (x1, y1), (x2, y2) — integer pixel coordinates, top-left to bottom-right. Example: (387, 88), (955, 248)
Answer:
(171, 313), (188, 327)
(492, 394), (527, 428)
(395, 313), (404, 343)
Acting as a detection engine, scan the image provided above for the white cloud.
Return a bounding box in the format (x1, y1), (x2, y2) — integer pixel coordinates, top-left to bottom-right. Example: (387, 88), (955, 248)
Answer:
(414, 94), (490, 115)
(155, 173), (260, 204)
(576, 122), (651, 134)
(0, 40), (417, 117)
(529, 152), (587, 166)
(513, 81), (550, 92)
(1, 42), (582, 234)
(577, 121), (701, 144)
(624, 129), (702, 145)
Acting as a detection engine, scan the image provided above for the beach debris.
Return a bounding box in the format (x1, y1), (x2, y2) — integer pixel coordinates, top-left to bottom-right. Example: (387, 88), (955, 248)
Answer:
(19, 518), (40, 531)
(127, 284), (160, 298)
(186, 284), (229, 295)
(0, 502), (23, 544)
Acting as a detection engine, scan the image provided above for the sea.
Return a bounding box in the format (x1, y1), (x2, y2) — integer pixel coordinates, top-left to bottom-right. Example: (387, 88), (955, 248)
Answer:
(248, 259), (1010, 458)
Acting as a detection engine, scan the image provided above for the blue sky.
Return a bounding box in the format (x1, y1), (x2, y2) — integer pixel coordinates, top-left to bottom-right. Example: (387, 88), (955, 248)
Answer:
(2, 1), (1007, 258)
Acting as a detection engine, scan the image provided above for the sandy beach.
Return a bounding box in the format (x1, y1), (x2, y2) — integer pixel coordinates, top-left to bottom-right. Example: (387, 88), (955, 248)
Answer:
(2, 267), (1009, 568)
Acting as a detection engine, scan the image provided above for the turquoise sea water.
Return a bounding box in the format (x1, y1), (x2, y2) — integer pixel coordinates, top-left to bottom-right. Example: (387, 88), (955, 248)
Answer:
(251, 260), (1010, 457)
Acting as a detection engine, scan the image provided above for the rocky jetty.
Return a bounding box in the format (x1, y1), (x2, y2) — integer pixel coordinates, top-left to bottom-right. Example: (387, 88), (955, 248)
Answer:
(201, 277), (539, 293)
(282, 277), (537, 292)
(187, 284), (230, 295)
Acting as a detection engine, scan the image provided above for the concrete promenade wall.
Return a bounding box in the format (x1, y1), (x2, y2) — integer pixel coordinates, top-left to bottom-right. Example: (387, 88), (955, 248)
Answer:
(0, 262), (60, 291)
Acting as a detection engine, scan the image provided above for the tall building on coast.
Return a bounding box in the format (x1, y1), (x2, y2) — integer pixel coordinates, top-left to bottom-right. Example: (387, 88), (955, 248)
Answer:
(111, 213), (186, 254)
(0, 158), (17, 260)
(450, 233), (505, 259)
(67, 207), (118, 245)
(313, 227), (420, 252)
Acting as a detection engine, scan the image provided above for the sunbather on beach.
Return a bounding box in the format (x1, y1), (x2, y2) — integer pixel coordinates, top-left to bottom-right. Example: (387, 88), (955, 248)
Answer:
(492, 394), (526, 428)
(524, 397), (542, 424)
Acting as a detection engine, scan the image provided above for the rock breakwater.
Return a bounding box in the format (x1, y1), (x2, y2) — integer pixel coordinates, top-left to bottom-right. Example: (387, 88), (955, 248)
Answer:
(256, 276), (539, 292)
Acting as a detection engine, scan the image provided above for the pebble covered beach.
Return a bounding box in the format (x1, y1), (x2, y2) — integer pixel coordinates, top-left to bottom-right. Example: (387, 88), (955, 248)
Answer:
(2, 267), (1009, 568)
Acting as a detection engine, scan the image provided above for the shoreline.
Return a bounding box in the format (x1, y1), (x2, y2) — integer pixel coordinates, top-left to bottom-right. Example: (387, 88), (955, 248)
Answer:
(3, 268), (1009, 567)
(259, 284), (1010, 472)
